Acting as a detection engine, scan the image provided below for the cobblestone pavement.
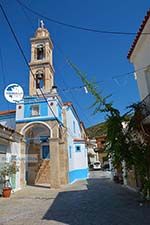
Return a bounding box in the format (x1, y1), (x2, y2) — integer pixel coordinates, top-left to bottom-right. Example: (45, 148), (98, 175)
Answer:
(0, 171), (150, 225)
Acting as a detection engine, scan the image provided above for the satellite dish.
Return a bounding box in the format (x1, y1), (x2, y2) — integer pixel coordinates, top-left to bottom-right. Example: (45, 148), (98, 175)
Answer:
(4, 83), (24, 103)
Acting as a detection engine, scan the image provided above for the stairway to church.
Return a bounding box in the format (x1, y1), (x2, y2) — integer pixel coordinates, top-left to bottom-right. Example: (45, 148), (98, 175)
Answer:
(35, 160), (51, 186)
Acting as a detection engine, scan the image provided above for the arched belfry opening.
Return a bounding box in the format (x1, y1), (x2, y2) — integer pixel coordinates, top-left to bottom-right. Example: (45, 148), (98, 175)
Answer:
(35, 70), (44, 89)
(24, 123), (51, 186)
(36, 44), (45, 60)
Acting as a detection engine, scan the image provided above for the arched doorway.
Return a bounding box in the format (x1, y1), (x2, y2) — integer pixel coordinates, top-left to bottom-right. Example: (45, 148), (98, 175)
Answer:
(23, 122), (51, 186)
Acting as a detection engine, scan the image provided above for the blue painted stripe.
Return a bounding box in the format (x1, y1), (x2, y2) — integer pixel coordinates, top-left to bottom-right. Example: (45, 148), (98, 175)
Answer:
(0, 114), (15, 120)
(68, 168), (88, 183)
(24, 102), (48, 118)
(16, 117), (57, 123)
(40, 103), (48, 117)
(24, 104), (31, 118)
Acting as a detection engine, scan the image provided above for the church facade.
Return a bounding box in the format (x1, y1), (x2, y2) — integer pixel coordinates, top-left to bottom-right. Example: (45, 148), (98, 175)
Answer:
(0, 23), (88, 189)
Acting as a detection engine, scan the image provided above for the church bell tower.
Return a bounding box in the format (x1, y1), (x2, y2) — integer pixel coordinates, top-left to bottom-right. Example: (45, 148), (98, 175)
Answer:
(29, 21), (54, 96)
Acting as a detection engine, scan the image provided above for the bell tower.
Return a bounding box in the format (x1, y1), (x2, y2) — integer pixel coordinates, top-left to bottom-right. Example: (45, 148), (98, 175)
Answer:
(29, 21), (54, 96)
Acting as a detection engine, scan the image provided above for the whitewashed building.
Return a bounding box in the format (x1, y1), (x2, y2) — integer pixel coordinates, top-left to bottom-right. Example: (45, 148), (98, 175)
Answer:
(0, 23), (88, 189)
(128, 10), (150, 123)
(0, 123), (23, 194)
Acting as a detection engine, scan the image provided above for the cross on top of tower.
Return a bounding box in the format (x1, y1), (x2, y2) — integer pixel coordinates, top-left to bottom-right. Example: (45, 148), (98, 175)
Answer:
(40, 20), (44, 29)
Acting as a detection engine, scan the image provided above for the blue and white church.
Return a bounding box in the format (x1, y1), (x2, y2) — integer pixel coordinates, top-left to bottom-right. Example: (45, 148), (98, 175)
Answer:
(0, 22), (88, 188)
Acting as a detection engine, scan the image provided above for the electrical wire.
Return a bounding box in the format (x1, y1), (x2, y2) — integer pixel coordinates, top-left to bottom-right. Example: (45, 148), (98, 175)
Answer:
(16, 0), (150, 36)
(15, 0), (150, 91)
(0, 2), (63, 127)
(55, 62), (93, 125)
(3, 0), (149, 131)
(16, 0), (93, 127)
(16, 3), (82, 133)
(0, 2), (79, 139)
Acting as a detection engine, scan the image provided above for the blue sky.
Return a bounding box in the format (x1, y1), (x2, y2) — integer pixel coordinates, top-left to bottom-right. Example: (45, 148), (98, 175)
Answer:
(0, 0), (150, 127)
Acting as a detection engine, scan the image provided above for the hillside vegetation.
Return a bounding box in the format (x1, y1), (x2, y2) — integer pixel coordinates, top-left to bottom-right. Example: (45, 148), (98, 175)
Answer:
(86, 122), (107, 138)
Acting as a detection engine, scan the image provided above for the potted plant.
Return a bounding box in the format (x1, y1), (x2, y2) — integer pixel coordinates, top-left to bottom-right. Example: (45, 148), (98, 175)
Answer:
(0, 162), (19, 198)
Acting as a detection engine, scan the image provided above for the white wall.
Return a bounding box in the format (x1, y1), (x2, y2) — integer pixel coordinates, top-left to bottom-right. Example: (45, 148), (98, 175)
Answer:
(130, 18), (150, 100)
(65, 106), (88, 172)
(6, 142), (21, 191)
(65, 106), (81, 138)
(73, 143), (88, 169)
(0, 139), (21, 192)
(16, 103), (24, 121)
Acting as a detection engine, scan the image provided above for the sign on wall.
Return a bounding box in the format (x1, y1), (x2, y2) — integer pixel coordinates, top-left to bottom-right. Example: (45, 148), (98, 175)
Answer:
(4, 84), (24, 103)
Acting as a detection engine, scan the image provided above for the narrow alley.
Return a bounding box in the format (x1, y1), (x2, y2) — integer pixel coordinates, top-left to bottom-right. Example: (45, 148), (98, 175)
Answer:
(0, 171), (150, 225)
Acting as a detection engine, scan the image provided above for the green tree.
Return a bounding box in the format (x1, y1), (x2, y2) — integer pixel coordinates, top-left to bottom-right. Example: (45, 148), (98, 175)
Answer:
(69, 61), (150, 199)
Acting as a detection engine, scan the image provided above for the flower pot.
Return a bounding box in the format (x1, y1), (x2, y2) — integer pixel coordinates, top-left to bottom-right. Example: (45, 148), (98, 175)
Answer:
(2, 187), (12, 198)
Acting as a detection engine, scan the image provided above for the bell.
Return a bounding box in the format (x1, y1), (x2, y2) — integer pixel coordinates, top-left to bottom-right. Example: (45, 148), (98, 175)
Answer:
(37, 73), (43, 80)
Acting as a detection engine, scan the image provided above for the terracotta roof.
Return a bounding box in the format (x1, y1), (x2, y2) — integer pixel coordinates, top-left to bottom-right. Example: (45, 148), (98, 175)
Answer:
(74, 138), (85, 142)
(127, 9), (150, 59)
(0, 110), (16, 116)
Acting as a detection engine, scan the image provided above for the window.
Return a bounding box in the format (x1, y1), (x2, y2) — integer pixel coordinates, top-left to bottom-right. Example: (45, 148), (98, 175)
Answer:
(36, 71), (44, 89)
(37, 44), (45, 60)
(42, 145), (50, 159)
(75, 145), (81, 152)
(31, 105), (40, 116)
(69, 146), (72, 159)
(40, 136), (49, 143)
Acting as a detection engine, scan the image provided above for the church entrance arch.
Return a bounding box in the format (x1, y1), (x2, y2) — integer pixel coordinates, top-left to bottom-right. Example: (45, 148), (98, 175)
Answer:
(22, 122), (51, 186)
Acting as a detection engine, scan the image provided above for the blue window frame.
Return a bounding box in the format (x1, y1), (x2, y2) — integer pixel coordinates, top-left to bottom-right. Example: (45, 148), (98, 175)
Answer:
(42, 145), (50, 159)
(30, 105), (40, 117)
(75, 145), (81, 152)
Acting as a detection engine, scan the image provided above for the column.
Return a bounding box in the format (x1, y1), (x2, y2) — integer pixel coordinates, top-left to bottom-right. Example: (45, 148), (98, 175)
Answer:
(49, 138), (60, 188)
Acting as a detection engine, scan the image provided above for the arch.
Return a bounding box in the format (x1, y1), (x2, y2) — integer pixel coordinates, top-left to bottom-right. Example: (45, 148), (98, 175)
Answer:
(20, 121), (52, 137)
(35, 70), (45, 89)
(22, 121), (51, 186)
(36, 44), (45, 60)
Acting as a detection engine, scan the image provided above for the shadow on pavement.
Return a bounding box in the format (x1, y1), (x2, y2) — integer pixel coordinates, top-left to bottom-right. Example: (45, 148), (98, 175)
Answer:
(42, 178), (150, 225)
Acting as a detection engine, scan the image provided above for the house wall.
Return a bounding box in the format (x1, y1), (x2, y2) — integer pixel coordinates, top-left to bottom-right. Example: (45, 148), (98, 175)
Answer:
(0, 136), (22, 194)
(96, 136), (108, 166)
(65, 106), (88, 183)
(9, 142), (21, 191)
(130, 18), (150, 100)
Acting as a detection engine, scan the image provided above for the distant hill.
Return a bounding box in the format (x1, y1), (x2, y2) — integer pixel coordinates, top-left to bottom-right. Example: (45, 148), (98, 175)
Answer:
(86, 122), (107, 138)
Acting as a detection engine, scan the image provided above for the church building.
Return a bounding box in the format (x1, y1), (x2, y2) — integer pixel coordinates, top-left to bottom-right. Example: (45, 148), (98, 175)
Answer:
(0, 22), (88, 189)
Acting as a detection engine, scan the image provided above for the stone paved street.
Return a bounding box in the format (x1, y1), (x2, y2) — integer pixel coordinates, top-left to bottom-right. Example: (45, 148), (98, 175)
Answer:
(0, 171), (150, 225)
